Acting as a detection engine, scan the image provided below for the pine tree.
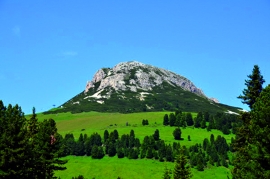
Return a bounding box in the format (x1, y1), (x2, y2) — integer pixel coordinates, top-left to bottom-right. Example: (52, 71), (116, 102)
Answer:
(238, 65), (265, 109)
(163, 114), (169, 126)
(33, 118), (67, 178)
(233, 85), (270, 178)
(153, 129), (160, 141)
(163, 164), (171, 179)
(173, 147), (193, 179)
(186, 113), (194, 126)
(201, 119), (206, 129)
(0, 103), (30, 178)
(169, 113), (176, 126)
(104, 130), (109, 142)
(173, 128), (182, 140)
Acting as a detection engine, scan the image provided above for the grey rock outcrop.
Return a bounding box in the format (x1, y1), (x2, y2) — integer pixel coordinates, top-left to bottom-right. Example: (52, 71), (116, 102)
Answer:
(84, 61), (206, 98)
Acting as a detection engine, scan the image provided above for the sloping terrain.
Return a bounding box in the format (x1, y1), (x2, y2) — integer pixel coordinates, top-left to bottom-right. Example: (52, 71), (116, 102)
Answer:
(45, 61), (240, 114)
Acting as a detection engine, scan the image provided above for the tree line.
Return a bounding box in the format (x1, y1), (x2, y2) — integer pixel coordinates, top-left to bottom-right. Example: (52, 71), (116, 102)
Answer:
(162, 109), (240, 135)
(0, 103), (67, 179)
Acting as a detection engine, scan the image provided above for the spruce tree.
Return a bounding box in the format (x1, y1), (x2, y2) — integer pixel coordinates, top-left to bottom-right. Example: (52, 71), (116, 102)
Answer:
(233, 85), (270, 178)
(153, 129), (160, 141)
(0, 103), (30, 179)
(33, 118), (67, 178)
(238, 65), (265, 109)
(186, 113), (194, 126)
(173, 128), (182, 140)
(173, 147), (192, 179)
(169, 113), (176, 126)
(163, 114), (169, 126)
(163, 164), (171, 179)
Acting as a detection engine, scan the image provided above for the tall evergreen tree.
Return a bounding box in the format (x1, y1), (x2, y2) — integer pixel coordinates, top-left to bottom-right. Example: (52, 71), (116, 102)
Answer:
(173, 128), (182, 140)
(186, 113), (194, 126)
(153, 129), (160, 141)
(169, 113), (176, 127)
(104, 130), (109, 142)
(33, 118), (67, 178)
(163, 114), (169, 126)
(233, 85), (270, 178)
(238, 65), (265, 109)
(0, 103), (30, 179)
(163, 164), (171, 179)
(173, 147), (193, 179)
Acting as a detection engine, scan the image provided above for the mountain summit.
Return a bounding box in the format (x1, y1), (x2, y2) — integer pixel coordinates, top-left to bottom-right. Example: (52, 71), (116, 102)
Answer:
(48, 61), (240, 114)
(84, 61), (205, 98)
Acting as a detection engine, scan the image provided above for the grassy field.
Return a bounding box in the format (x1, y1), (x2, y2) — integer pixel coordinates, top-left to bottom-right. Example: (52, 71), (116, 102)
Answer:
(55, 156), (232, 179)
(35, 111), (234, 178)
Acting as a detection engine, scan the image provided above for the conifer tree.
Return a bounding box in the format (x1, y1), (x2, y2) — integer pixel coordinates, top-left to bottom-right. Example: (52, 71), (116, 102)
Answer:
(153, 129), (160, 141)
(163, 164), (171, 179)
(173, 147), (193, 179)
(169, 113), (176, 126)
(186, 113), (194, 126)
(104, 130), (109, 142)
(33, 118), (67, 178)
(238, 65), (265, 109)
(163, 114), (169, 126)
(233, 85), (270, 178)
(0, 103), (30, 178)
(173, 128), (182, 140)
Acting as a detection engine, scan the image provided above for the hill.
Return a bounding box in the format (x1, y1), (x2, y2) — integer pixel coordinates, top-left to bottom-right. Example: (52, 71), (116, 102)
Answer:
(45, 61), (241, 114)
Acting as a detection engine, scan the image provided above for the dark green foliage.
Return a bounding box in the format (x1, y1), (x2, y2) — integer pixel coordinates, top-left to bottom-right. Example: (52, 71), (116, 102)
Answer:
(233, 85), (270, 178)
(0, 103), (30, 178)
(200, 119), (206, 129)
(175, 114), (181, 127)
(72, 175), (85, 179)
(204, 111), (210, 122)
(169, 113), (176, 127)
(91, 145), (104, 159)
(117, 148), (125, 158)
(142, 119), (149, 125)
(173, 128), (182, 140)
(0, 102), (67, 179)
(63, 133), (76, 156)
(194, 112), (203, 128)
(48, 81), (241, 114)
(188, 135), (191, 141)
(32, 118), (67, 178)
(173, 147), (193, 179)
(75, 133), (85, 156)
(130, 129), (135, 138)
(108, 142), (116, 157)
(104, 130), (109, 142)
(153, 129), (160, 141)
(163, 165), (171, 179)
(238, 65), (265, 109)
(221, 125), (230, 135)
(163, 114), (169, 126)
(196, 155), (204, 171)
(185, 113), (194, 126)
(166, 144), (174, 162)
(113, 129), (119, 140)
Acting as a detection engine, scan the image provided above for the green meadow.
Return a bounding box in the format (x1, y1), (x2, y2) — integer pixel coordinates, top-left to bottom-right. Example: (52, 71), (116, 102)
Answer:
(35, 111), (234, 178)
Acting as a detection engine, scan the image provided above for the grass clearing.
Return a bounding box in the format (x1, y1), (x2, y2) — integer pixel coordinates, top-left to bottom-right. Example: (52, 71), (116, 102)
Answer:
(55, 156), (232, 179)
(35, 111), (234, 178)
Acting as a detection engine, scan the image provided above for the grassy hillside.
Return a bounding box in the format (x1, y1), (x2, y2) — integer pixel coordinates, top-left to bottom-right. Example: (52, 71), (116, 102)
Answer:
(45, 82), (241, 114)
(35, 111), (234, 178)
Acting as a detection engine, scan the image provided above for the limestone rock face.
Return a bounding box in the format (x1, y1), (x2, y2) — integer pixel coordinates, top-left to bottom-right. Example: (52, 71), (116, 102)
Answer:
(84, 61), (206, 98)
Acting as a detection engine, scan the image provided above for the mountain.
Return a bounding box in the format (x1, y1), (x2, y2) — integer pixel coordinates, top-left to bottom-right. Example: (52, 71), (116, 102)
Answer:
(46, 61), (241, 114)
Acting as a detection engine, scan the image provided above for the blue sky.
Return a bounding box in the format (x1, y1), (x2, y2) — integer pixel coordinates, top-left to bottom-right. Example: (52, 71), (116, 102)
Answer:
(0, 1), (270, 114)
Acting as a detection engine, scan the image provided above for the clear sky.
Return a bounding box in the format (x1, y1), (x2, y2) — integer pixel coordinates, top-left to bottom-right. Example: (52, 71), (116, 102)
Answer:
(1, 1), (270, 114)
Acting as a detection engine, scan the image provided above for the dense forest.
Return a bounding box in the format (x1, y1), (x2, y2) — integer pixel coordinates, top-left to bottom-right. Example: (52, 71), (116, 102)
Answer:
(1, 65), (270, 179)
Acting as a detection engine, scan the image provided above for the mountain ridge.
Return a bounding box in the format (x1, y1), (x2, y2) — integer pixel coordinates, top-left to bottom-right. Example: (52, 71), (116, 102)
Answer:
(45, 61), (241, 114)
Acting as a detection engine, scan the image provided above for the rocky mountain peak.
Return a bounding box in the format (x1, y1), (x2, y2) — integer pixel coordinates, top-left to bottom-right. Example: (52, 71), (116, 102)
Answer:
(84, 61), (206, 98)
